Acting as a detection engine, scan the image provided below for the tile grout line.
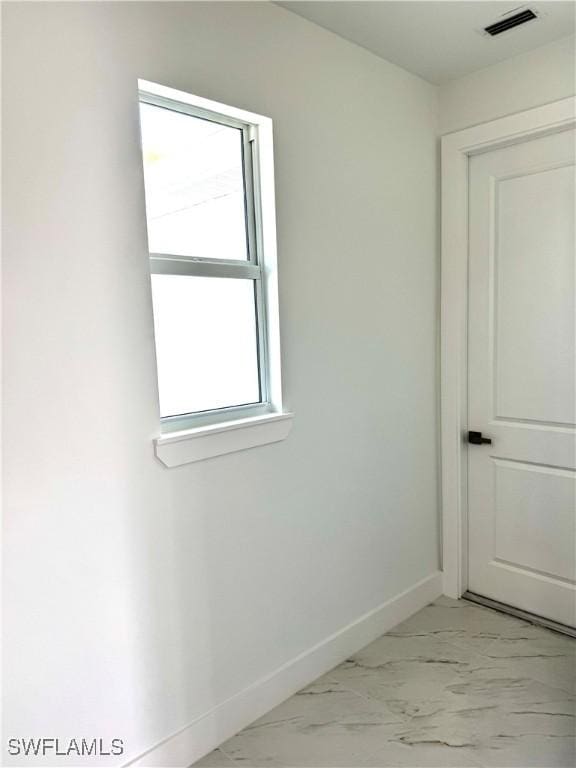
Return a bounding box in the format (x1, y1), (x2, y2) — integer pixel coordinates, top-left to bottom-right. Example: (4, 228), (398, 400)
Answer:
(319, 673), (414, 727)
(217, 745), (239, 764)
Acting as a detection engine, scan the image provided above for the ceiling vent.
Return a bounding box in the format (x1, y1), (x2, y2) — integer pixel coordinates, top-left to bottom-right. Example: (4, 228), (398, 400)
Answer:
(483, 8), (538, 36)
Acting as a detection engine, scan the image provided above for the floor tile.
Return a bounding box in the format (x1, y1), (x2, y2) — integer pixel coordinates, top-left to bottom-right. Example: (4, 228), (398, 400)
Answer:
(389, 597), (531, 655)
(330, 632), (483, 721)
(219, 678), (405, 766)
(191, 748), (235, 766)
(399, 681), (575, 756)
(475, 735), (576, 767)
(194, 599), (576, 767)
(364, 736), (484, 767)
(482, 626), (576, 696)
(443, 659), (574, 709)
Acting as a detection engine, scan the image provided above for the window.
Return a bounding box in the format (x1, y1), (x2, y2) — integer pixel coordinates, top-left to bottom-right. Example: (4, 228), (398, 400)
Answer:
(138, 81), (291, 465)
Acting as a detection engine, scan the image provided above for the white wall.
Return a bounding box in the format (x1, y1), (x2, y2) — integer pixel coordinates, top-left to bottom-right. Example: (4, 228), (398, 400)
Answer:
(2, 2), (439, 765)
(440, 35), (576, 134)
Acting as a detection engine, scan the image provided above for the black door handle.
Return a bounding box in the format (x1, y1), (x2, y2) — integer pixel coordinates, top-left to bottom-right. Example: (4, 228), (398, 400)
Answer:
(468, 431), (492, 445)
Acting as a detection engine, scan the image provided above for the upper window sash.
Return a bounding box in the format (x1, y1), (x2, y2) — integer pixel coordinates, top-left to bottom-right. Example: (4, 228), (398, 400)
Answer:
(138, 90), (261, 269)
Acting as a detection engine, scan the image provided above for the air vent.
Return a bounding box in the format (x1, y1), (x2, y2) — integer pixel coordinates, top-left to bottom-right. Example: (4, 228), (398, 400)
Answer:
(484, 8), (538, 36)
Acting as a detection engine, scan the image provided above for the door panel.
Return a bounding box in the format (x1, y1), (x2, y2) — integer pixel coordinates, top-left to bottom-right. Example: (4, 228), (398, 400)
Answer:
(467, 128), (576, 627)
(496, 165), (575, 425)
(493, 460), (575, 583)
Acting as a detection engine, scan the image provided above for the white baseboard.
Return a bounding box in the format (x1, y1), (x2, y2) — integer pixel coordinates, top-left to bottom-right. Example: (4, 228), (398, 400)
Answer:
(125, 571), (443, 768)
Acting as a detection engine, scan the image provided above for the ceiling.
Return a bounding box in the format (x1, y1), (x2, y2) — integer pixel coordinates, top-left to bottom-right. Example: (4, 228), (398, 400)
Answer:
(277, 1), (575, 84)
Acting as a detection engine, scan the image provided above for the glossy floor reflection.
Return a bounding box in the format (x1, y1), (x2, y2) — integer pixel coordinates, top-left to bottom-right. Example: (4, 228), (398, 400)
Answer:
(193, 597), (575, 767)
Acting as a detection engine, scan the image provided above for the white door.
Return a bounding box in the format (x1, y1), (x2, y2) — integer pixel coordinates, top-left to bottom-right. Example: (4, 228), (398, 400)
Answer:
(467, 127), (576, 628)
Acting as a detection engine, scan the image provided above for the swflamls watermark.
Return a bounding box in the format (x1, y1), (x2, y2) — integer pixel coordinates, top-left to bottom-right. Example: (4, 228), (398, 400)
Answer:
(7, 738), (124, 758)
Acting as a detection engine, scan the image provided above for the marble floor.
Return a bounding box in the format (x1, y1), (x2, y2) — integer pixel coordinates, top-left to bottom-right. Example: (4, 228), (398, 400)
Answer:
(194, 597), (575, 767)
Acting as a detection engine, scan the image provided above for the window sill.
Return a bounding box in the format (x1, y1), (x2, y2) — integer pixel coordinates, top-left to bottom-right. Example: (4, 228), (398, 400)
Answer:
(154, 412), (294, 467)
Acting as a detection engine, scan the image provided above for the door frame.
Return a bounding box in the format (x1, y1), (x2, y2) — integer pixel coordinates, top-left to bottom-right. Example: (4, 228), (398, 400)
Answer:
(440, 96), (576, 599)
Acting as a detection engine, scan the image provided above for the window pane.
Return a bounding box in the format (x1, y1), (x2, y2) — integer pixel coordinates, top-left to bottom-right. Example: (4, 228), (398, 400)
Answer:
(140, 103), (248, 260)
(151, 275), (261, 417)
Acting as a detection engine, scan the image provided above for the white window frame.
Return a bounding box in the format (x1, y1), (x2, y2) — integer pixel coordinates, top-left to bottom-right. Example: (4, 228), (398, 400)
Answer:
(138, 80), (292, 466)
